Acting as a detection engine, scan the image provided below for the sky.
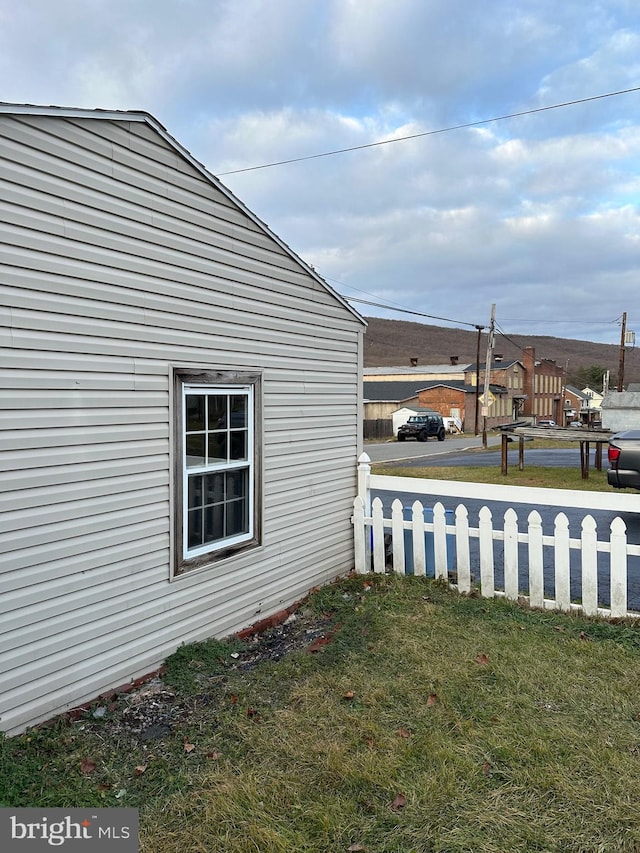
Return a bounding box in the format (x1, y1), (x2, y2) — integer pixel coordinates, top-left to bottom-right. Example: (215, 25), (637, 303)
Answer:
(1, 0), (639, 345)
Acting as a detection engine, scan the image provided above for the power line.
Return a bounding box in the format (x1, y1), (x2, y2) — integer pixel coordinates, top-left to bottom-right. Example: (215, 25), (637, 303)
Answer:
(217, 85), (640, 176)
(343, 296), (481, 329)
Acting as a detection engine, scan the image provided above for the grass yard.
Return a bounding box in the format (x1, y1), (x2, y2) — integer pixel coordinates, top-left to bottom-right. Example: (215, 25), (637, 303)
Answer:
(373, 436), (615, 492)
(372, 463), (613, 492)
(3, 575), (640, 852)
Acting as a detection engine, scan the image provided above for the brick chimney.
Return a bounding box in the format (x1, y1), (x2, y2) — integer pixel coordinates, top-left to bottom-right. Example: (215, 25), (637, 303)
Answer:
(522, 346), (535, 417)
(449, 355), (459, 365)
(410, 357), (418, 367)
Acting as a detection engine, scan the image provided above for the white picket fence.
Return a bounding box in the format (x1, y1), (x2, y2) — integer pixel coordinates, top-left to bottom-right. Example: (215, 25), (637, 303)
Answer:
(353, 453), (640, 619)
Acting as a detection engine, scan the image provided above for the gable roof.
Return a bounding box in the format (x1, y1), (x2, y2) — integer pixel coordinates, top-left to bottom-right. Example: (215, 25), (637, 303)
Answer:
(364, 364), (471, 376)
(473, 360), (522, 371)
(363, 381), (423, 402)
(0, 102), (365, 327)
(565, 385), (589, 400)
(417, 380), (508, 395)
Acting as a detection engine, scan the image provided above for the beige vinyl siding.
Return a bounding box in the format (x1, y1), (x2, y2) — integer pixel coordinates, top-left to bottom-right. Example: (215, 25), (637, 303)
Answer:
(0, 111), (363, 734)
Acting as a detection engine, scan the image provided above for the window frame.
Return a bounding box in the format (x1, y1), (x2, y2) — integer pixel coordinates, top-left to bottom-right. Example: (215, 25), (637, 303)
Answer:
(172, 367), (262, 576)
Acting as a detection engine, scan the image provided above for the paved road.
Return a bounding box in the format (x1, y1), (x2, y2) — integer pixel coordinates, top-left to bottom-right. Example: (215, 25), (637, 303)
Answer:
(364, 434), (501, 464)
(366, 436), (605, 470)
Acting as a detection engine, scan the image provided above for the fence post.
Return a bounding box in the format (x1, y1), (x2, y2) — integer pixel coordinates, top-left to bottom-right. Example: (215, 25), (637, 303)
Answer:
(357, 452), (372, 570)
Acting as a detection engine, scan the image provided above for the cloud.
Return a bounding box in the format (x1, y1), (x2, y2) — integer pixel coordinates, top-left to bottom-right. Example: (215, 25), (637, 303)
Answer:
(1, 0), (639, 343)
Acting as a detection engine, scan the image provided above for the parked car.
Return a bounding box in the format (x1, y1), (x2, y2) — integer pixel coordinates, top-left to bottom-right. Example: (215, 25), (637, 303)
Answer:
(397, 414), (446, 442)
(569, 421), (583, 428)
(607, 430), (640, 491)
(537, 418), (557, 428)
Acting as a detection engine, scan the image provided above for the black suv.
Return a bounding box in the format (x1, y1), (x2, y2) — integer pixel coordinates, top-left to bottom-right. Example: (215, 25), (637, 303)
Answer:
(397, 414), (446, 442)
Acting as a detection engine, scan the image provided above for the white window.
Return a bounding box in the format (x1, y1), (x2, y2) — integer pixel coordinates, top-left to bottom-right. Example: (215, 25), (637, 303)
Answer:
(173, 368), (261, 574)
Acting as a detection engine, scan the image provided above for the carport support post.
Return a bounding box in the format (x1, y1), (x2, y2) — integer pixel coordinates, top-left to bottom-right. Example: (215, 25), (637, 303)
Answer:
(579, 441), (590, 479)
(501, 432), (509, 475)
(519, 435), (525, 471)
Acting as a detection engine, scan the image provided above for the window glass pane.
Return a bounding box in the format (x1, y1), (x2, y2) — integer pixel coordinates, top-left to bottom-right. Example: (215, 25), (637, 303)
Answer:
(186, 434), (206, 467)
(204, 505), (224, 544)
(208, 432), (227, 462)
(226, 497), (248, 537)
(230, 430), (247, 460)
(188, 475), (202, 509)
(208, 395), (227, 429)
(226, 469), (247, 500)
(230, 395), (247, 428)
(186, 395), (205, 431)
(188, 508), (203, 548)
(204, 472), (225, 505)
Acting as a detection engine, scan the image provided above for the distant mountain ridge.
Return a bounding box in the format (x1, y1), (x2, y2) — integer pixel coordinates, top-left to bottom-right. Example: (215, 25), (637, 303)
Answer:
(363, 316), (640, 385)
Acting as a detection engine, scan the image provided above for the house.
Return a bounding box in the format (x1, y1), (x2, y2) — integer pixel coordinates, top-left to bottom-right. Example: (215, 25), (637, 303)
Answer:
(562, 385), (589, 425)
(463, 358), (525, 430)
(0, 104), (365, 735)
(417, 380), (508, 432)
(581, 385), (604, 425)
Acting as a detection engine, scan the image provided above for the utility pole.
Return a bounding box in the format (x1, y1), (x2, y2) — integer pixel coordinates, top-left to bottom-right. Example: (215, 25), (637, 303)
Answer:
(560, 359), (569, 426)
(482, 304), (496, 448)
(618, 312), (627, 392)
(474, 324), (483, 435)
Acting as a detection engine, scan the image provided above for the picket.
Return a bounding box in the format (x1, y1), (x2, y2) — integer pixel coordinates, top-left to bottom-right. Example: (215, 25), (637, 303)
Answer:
(352, 453), (640, 620)
(504, 508), (519, 601)
(528, 510), (544, 609)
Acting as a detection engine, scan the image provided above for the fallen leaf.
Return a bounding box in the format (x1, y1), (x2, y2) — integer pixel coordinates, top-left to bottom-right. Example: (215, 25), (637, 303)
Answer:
(134, 765), (147, 776)
(390, 792), (406, 812)
(230, 695), (238, 704)
(475, 653), (488, 665)
(481, 761), (491, 776)
(342, 691), (356, 700)
(426, 692), (438, 707)
(183, 740), (196, 753)
(397, 727), (412, 738)
(97, 783), (111, 792)
(579, 631), (589, 641)
(363, 737), (376, 750)
(247, 707), (259, 719)
(348, 844), (366, 852)
(307, 632), (335, 653)
(207, 751), (223, 760)
(80, 759), (96, 776)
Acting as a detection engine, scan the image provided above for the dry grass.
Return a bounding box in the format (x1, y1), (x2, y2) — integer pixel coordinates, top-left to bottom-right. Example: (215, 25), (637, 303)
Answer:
(5, 576), (640, 852)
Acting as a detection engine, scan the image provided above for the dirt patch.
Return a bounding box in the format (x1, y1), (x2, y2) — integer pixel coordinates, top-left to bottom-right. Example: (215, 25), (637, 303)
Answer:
(83, 607), (336, 743)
